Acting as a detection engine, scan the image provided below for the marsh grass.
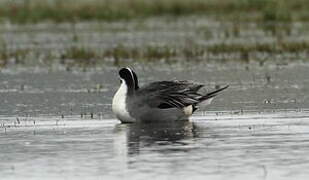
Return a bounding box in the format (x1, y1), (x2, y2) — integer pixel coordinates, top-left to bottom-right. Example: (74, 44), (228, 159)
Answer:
(0, 0), (308, 23)
(60, 47), (97, 66)
(262, 0), (292, 23)
(1, 40), (309, 68)
(0, 48), (31, 68)
(208, 41), (309, 54)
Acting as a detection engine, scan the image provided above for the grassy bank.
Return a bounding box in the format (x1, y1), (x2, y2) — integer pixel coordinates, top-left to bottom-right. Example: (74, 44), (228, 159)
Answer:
(0, 0), (309, 23)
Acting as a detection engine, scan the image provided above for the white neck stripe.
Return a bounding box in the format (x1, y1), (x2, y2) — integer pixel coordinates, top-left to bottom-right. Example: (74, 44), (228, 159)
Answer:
(126, 67), (135, 90)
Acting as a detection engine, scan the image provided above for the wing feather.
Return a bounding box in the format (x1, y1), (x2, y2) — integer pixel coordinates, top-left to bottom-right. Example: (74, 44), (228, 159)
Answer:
(136, 80), (205, 109)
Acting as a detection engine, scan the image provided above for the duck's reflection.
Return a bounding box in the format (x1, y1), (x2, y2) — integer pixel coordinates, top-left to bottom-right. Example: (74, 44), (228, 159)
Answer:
(113, 121), (198, 155)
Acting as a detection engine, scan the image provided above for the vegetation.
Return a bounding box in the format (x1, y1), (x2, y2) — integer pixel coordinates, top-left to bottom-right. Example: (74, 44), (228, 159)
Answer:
(0, 0), (308, 23)
(0, 0), (308, 68)
(1, 40), (308, 68)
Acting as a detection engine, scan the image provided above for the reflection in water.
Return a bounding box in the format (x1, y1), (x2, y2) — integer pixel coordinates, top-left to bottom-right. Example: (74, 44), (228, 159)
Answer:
(114, 121), (198, 155)
(110, 113), (309, 179)
(1, 113), (309, 179)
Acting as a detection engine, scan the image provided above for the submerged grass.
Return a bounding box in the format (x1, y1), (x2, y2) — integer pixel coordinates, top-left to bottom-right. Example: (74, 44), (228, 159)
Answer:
(0, 0), (309, 23)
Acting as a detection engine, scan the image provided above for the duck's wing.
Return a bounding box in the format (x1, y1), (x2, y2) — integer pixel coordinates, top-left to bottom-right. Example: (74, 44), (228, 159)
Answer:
(135, 80), (205, 109)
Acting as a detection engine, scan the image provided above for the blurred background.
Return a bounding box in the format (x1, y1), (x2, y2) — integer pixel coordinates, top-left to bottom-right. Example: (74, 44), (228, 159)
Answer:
(0, 0), (309, 68)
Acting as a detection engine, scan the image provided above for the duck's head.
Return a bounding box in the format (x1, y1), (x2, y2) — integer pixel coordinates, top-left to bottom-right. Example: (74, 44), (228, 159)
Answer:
(119, 67), (139, 92)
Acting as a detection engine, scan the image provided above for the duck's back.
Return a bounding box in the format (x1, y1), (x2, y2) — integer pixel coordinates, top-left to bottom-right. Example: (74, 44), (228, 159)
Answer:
(126, 80), (204, 122)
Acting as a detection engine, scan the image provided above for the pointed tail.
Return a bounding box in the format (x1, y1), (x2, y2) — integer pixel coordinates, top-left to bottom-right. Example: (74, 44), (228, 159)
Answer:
(192, 85), (229, 112)
(199, 85), (229, 102)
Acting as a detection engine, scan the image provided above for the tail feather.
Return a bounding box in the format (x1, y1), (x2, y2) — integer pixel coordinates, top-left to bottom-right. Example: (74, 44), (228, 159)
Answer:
(192, 85), (229, 112)
(199, 85), (229, 101)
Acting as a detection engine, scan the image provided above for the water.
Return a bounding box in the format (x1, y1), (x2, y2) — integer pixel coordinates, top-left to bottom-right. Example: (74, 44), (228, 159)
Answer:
(1, 62), (309, 179)
(1, 62), (308, 116)
(1, 112), (309, 180)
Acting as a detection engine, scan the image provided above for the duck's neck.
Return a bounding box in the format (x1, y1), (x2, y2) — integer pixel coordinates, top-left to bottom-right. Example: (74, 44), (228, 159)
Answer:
(112, 81), (135, 122)
(124, 80), (135, 95)
(132, 71), (139, 90)
(115, 81), (133, 100)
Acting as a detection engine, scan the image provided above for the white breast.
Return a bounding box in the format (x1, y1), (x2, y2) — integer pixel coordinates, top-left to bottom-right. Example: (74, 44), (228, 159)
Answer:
(183, 105), (193, 116)
(112, 81), (135, 122)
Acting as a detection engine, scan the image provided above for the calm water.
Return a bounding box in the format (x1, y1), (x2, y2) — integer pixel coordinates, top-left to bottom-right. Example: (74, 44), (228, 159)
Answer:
(1, 62), (309, 179)
(1, 112), (309, 180)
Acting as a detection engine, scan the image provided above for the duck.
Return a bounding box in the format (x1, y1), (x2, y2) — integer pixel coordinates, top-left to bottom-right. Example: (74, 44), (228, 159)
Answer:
(112, 67), (228, 123)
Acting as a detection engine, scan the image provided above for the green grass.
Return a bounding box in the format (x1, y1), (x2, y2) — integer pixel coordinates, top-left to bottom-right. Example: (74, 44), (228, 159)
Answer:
(0, 0), (308, 23)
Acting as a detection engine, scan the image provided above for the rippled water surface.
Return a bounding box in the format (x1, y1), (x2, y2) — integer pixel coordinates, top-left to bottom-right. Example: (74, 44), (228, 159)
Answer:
(1, 112), (309, 180)
(1, 61), (309, 179)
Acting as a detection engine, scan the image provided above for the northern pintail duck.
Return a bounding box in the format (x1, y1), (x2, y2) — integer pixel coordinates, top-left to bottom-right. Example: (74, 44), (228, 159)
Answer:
(112, 67), (228, 123)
